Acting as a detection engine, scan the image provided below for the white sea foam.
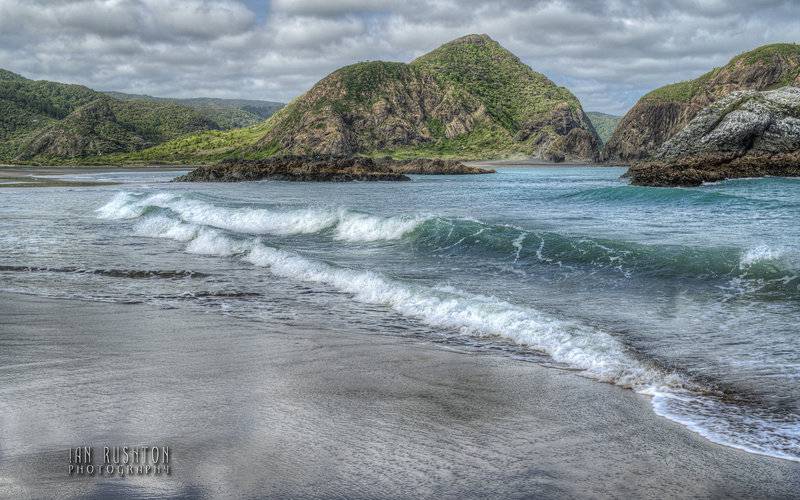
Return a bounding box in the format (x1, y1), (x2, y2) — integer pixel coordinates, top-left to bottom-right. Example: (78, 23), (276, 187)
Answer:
(740, 245), (785, 268)
(333, 212), (427, 242)
(186, 229), (251, 256)
(241, 243), (673, 390)
(134, 215), (198, 242)
(648, 388), (800, 462)
(98, 192), (427, 242)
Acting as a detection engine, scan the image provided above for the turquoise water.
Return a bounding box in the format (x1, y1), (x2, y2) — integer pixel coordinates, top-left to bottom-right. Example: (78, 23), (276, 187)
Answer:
(1, 166), (798, 461)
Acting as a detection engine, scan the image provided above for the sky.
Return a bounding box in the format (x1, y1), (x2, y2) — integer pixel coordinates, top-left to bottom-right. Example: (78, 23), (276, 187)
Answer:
(0, 0), (798, 115)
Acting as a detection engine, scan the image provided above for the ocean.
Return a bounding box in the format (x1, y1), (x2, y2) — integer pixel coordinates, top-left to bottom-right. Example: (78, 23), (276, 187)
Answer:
(1, 166), (798, 464)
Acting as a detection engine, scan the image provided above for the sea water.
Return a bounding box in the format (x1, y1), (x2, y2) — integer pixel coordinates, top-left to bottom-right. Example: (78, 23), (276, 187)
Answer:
(1, 166), (798, 461)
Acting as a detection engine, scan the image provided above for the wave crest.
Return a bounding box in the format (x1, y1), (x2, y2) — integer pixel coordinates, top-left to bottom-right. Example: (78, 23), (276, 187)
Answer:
(98, 191), (427, 242)
(97, 190), (800, 462)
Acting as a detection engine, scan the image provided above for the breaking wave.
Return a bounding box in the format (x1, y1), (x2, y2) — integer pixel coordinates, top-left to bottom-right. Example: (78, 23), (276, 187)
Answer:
(98, 191), (428, 242)
(98, 192), (800, 300)
(98, 191), (800, 462)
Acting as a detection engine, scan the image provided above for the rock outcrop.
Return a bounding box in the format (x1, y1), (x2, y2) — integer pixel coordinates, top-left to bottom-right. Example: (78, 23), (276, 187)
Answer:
(605, 44), (800, 162)
(627, 86), (800, 186)
(174, 156), (494, 183)
(375, 157), (494, 175)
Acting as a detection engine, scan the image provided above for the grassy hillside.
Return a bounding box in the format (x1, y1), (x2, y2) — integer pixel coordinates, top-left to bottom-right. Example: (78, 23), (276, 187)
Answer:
(108, 34), (598, 165)
(104, 91), (283, 129)
(642, 44), (800, 104)
(0, 70), (236, 162)
(586, 112), (621, 145)
(411, 34), (579, 132)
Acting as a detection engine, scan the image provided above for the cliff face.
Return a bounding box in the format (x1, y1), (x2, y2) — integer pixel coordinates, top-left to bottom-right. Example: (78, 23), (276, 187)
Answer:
(253, 62), (489, 156)
(627, 86), (800, 186)
(605, 44), (800, 161)
(247, 34), (599, 161)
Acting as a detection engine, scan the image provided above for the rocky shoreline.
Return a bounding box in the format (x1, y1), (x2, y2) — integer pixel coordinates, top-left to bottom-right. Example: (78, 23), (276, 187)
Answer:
(174, 156), (495, 182)
(627, 152), (800, 187)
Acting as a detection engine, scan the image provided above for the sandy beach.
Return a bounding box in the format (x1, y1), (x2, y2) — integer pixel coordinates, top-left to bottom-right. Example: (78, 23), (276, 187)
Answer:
(0, 166), (190, 188)
(1, 292), (797, 499)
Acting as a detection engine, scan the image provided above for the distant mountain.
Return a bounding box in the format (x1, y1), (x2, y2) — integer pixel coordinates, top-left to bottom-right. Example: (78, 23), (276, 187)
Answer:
(605, 43), (800, 161)
(119, 34), (599, 164)
(0, 69), (223, 161)
(104, 92), (283, 129)
(585, 112), (621, 145)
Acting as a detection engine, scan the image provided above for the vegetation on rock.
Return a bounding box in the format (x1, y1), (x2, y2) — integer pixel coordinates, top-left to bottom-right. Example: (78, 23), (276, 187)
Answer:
(104, 91), (283, 129)
(605, 43), (800, 161)
(585, 112), (621, 145)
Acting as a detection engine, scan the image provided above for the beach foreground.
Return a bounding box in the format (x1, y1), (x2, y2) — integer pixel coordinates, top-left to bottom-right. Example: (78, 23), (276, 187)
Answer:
(1, 292), (797, 499)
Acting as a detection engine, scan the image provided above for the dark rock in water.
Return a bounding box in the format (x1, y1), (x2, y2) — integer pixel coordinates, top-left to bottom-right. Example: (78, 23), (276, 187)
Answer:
(628, 86), (800, 186)
(627, 152), (800, 187)
(174, 156), (409, 182)
(374, 157), (495, 175)
(173, 156), (494, 182)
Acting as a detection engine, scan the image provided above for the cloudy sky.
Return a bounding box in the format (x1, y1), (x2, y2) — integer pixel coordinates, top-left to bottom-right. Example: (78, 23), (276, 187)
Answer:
(0, 0), (798, 115)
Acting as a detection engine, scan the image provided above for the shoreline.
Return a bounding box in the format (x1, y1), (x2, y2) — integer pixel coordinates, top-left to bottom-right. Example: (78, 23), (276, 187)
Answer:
(1, 291), (797, 498)
(0, 162), (620, 188)
(0, 166), (191, 188)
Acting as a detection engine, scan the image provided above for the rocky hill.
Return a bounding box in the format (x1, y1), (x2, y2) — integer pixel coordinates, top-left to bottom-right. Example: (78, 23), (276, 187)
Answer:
(605, 43), (800, 162)
(0, 70), (260, 162)
(627, 86), (800, 186)
(586, 112), (621, 145)
(104, 91), (284, 129)
(113, 34), (599, 164)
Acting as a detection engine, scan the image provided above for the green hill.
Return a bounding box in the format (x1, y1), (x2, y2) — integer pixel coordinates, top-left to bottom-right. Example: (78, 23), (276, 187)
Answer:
(105, 34), (599, 165)
(605, 43), (800, 161)
(104, 91), (283, 129)
(586, 112), (621, 145)
(0, 70), (270, 162)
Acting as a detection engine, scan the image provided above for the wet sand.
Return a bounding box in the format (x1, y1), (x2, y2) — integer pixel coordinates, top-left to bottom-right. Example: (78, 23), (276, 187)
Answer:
(0, 166), (188, 188)
(1, 292), (797, 498)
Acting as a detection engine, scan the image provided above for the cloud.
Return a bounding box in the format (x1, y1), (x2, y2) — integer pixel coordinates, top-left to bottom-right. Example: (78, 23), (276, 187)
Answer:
(0, 0), (798, 114)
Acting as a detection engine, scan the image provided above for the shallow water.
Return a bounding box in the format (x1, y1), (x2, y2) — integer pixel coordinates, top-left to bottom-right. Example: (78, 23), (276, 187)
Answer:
(1, 166), (798, 461)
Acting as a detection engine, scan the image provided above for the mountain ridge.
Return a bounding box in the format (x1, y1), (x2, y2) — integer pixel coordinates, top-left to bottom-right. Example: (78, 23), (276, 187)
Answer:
(105, 34), (600, 164)
(0, 70), (285, 162)
(103, 91), (284, 129)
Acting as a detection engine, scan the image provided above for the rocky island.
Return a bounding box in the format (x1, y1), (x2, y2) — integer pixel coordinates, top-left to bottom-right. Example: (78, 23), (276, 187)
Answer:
(174, 156), (494, 182)
(603, 43), (800, 187)
(627, 86), (800, 186)
(604, 44), (800, 163)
